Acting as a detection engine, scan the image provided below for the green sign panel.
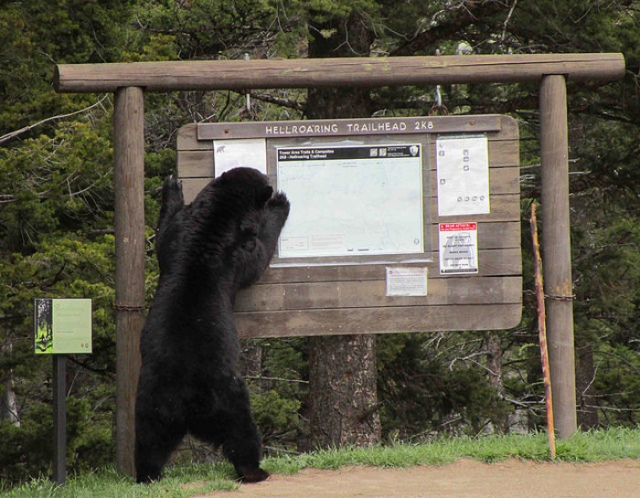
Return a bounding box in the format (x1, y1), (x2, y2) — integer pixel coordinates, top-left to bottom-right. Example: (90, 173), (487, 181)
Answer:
(34, 299), (92, 354)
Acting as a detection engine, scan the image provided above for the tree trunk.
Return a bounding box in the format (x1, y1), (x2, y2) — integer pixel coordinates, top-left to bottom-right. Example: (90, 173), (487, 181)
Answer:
(309, 335), (380, 447)
(305, 10), (381, 448)
(0, 339), (20, 426)
(0, 377), (20, 426)
(576, 341), (598, 429)
(485, 330), (508, 433)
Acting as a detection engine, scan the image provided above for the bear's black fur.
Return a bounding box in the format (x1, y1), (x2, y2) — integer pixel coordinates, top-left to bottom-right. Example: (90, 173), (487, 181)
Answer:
(154, 174), (184, 276)
(135, 168), (289, 484)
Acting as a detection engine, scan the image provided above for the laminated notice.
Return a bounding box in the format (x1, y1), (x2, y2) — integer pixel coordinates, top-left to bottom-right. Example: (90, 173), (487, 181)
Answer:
(386, 267), (428, 296)
(436, 135), (490, 216)
(439, 222), (479, 274)
(213, 138), (267, 177)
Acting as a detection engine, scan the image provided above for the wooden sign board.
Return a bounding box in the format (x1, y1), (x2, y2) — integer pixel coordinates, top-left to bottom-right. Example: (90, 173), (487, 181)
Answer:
(177, 115), (521, 338)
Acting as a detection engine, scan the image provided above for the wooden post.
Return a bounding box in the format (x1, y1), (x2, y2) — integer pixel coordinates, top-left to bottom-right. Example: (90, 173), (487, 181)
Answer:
(114, 87), (146, 477)
(539, 75), (577, 439)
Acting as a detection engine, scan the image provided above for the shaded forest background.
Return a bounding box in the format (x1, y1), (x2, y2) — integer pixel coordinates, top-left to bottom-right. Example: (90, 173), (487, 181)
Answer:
(1, 0), (640, 484)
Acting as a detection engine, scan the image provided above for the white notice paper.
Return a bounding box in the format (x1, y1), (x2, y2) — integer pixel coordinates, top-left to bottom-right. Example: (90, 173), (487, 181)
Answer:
(436, 135), (490, 216)
(386, 267), (428, 296)
(439, 222), (479, 274)
(276, 145), (424, 260)
(213, 138), (267, 177)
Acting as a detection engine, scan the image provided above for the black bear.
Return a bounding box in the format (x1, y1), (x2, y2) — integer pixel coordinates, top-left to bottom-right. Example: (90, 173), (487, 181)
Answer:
(135, 167), (289, 484)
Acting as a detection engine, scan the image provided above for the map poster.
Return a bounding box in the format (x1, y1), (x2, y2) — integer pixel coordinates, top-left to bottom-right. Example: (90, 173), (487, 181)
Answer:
(436, 134), (490, 216)
(34, 299), (92, 354)
(439, 222), (479, 274)
(276, 144), (424, 261)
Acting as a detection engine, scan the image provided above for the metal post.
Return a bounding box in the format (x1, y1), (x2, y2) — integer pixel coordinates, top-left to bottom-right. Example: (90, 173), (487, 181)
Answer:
(52, 355), (66, 486)
(114, 86), (146, 477)
(539, 74), (577, 439)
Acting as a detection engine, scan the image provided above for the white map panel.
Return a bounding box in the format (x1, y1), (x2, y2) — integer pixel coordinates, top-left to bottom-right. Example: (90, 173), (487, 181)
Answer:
(276, 144), (424, 260)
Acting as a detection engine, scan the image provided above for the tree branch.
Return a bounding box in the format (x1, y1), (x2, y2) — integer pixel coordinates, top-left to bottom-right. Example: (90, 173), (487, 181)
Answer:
(390, 1), (509, 56)
(248, 91), (305, 112)
(0, 95), (110, 146)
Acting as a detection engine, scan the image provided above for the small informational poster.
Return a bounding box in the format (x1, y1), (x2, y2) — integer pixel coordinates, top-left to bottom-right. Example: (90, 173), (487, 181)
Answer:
(34, 299), (92, 354)
(213, 138), (267, 177)
(439, 222), (479, 274)
(436, 134), (490, 216)
(276, 144), (424, 260)
(386, 267), (428, 297)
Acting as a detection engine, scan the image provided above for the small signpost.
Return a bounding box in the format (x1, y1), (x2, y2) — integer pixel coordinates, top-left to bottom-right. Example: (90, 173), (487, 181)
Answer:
(34, 298), (92, 486)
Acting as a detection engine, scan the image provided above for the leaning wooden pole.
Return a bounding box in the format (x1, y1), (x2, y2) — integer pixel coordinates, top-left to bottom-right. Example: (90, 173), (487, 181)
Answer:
(113, 87), (146, 477)
(539, 75), (577, 439)
(530, 203), (556, 459)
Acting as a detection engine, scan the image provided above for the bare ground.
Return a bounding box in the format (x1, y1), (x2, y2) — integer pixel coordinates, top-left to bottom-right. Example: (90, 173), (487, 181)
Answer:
(194, 459), (640, 498)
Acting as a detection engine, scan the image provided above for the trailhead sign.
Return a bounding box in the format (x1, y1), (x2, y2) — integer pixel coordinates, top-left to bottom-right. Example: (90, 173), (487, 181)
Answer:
(177, 115), (522, 337)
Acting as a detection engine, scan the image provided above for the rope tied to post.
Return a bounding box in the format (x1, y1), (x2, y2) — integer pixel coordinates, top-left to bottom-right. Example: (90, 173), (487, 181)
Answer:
(112, 303), (147, 312)
(544, 293), (576, 301)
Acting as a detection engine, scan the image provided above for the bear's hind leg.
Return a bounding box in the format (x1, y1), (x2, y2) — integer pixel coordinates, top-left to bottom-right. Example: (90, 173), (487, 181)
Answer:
(188, 379), (269, 483)
(135, 404), (187, 483)
(221, 379), (270, 482)
(222, 420), (270, 484)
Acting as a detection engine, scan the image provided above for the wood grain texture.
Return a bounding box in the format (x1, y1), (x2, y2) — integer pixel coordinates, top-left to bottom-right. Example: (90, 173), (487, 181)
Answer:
(539, 75), (577, 438)
(113, 87), (145, 478)
(174, 114), (523, 336)
(235, 302), (523, 338)
(235, 275), (522, 312)
(55, 53), (624, 93)
(197, 115), (504, 140)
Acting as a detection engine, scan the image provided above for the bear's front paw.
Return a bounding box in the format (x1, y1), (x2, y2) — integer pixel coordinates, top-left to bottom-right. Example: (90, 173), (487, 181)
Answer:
(267, 192), (290, 213)
(237, 467), (270, 483)
(162, 175), (184, 202)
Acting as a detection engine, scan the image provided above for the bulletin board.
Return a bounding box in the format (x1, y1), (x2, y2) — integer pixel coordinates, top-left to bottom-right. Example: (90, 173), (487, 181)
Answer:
(176, 115), (521, 337)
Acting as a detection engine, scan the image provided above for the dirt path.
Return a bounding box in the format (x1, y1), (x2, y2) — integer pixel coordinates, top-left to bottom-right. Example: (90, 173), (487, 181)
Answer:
(195, 459), (640, 498)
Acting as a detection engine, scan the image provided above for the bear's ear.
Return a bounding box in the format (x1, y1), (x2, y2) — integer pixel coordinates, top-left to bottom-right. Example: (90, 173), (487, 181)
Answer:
(256, 185), (273, 207)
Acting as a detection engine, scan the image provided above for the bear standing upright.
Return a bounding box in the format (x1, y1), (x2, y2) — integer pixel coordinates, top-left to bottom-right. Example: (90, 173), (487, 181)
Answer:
(135, 167), (289, 484)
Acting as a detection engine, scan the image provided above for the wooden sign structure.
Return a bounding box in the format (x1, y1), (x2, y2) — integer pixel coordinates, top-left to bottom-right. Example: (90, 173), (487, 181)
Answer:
(54, 53), (625, 475)
(177, 114), (521, 338)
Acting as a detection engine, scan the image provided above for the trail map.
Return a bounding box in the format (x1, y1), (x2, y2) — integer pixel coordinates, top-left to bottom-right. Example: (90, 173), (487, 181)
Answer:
(276, 144), (424, 261)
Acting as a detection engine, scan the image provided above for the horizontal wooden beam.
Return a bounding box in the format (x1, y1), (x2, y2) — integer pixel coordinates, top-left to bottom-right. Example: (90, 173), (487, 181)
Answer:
(54, 53), (625, 93)
(235, 301), (523, 338)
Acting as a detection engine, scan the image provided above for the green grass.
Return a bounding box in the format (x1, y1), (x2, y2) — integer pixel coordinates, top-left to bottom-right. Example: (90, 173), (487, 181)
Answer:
(3, 428), (640, 497)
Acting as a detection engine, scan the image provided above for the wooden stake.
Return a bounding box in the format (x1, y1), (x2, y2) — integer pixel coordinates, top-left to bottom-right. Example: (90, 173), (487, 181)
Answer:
(530, 202), (556, 459)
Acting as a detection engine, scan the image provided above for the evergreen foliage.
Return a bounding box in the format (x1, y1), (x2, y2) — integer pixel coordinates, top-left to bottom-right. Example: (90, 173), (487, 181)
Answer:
(1, 0), (639, 486)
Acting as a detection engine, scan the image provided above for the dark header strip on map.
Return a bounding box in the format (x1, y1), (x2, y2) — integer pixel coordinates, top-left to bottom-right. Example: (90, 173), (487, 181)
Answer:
(277, 145), (420, 161)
